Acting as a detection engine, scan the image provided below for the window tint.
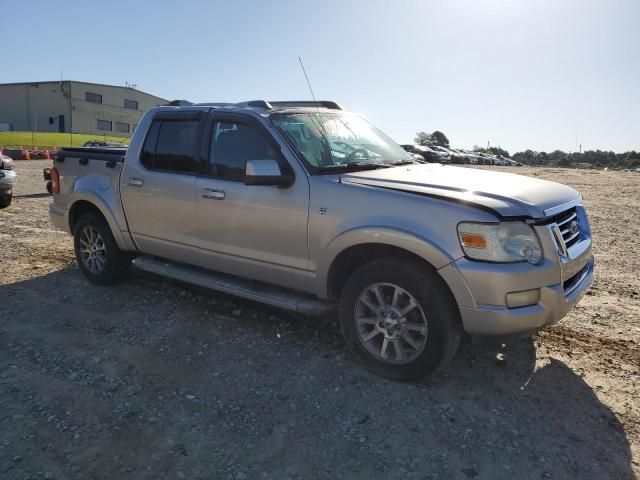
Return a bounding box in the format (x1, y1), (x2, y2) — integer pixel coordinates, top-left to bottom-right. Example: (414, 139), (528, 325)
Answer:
(124, 99), (138, 110)
(97, 119), (112, 131)
(140, 121), (160, 169)
(209, 121), (279, 181)
(154, 120), (199, 173)
(86, 92), (102, 104)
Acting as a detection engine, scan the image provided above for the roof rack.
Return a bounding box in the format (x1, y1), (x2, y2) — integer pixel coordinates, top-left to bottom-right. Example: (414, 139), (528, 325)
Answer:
(232, 100), (343, 110)
(167, 99), (344, 110)
(233, 100), (274, 109)
(269, 101), (343, 110)
(196, 102), (236, 107)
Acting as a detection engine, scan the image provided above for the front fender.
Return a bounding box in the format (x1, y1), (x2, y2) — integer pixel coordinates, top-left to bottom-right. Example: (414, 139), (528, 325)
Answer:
(315, 226), (456, 299)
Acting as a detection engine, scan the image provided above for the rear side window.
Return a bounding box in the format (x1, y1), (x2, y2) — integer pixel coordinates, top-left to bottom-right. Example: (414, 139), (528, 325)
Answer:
(140, 119), (199, 174)
(140, 121), (160, 169)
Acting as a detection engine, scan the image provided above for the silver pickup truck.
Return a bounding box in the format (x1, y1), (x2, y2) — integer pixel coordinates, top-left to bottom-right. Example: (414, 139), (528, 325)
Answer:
(49, 100), (594, 380)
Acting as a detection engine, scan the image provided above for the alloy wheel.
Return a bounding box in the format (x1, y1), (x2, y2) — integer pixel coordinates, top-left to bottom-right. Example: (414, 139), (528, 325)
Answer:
(354, 282), (428, 365)
(79, 225), (107, 274)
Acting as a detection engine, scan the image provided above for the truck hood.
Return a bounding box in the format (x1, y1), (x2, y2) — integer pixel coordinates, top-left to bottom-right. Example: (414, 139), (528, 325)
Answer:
(341, 164), (580, 219)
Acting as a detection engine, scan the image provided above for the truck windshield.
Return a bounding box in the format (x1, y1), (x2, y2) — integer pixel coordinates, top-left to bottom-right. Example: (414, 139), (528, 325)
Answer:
(271, 112), (413, 173)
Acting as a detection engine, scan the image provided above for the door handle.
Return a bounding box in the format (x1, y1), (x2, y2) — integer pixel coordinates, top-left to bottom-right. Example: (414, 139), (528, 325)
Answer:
(202, 188), (225, 200)
(126, 177), (143, 187)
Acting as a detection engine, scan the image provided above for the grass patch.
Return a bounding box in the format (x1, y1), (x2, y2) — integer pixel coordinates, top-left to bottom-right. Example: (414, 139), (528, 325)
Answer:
(0, 131), (130, 149)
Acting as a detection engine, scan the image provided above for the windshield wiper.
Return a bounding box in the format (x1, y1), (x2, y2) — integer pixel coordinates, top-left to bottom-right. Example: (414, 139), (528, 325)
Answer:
(315, 162), (392, 173)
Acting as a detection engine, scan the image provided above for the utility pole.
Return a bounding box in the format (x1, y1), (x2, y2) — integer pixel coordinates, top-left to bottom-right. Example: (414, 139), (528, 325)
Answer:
(32, 112), (37, 148)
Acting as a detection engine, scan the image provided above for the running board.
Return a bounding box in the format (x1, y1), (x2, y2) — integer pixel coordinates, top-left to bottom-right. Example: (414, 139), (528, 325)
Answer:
(132, 256), (336, 316)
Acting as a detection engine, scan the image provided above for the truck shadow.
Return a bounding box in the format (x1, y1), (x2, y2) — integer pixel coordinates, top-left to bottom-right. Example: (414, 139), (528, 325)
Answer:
(1, 268), (636, 479)
(12, 192), (51, 199)
(430, 341), (635, 478)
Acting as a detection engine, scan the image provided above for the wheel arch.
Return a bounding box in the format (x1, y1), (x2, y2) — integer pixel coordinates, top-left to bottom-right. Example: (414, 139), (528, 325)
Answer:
(320, 227), (456, 301)
(67, 194), (131, 250)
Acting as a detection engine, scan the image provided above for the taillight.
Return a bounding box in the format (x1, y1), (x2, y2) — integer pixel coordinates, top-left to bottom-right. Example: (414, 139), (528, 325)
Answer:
(50, 167), (60, 194)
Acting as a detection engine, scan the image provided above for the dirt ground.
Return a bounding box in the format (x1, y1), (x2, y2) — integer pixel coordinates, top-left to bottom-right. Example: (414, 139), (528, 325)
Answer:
(1, 160), (638, 479)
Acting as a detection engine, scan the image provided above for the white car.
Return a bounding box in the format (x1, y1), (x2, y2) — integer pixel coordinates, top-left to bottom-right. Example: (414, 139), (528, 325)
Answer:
(0, 154), (16, 208)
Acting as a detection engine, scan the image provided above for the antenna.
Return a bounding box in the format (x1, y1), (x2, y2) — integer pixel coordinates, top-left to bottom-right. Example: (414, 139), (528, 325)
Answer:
(298, 56), (335, 168)
(299, 57), (321, 113)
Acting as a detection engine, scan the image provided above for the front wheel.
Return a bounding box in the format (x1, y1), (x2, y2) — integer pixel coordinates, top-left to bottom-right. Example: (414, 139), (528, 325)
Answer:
(339, 258), (461, 381)
(73, 213), (131, 285)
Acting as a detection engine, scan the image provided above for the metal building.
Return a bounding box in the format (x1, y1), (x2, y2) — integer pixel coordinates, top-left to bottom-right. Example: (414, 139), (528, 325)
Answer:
(0, 81), (168, 137)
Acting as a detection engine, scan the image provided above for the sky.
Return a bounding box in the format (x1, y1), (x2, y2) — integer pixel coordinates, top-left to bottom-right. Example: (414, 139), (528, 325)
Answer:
(1, 0), (639, 153)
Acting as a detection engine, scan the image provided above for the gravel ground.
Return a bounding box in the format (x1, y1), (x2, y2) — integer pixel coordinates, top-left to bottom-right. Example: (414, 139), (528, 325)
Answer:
(1, 160), (638, 480)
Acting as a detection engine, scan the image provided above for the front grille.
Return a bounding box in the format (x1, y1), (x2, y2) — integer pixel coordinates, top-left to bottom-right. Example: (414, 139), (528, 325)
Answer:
(563, 263), (589, 292)
(552, 207), (581, 250)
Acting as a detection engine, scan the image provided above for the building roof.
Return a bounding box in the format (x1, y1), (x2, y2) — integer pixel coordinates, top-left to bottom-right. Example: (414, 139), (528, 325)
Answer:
(0, 80), (167, 102)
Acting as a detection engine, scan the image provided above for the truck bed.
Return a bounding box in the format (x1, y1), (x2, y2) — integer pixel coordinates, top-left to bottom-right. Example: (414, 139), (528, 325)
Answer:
(51, 146), (128, 237)
(57, 147), (127, 163)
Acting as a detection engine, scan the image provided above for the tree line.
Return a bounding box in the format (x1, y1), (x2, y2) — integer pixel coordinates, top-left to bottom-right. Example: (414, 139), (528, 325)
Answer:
(510, 149), (640, 169)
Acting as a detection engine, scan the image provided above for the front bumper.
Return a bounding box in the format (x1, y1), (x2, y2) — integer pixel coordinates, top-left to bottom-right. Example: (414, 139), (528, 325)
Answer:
(458, 256), (593, 337)
(440, 221), (594, 338)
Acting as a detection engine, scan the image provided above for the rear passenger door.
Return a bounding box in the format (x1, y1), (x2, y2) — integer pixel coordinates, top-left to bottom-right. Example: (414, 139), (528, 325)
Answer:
(194, 113), (311, 291)
(121, 111), (205, 265)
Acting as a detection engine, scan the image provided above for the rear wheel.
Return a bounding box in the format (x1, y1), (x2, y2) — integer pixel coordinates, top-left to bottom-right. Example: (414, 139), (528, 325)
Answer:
(339, 258), (461, 381)
(73, 213), (130, 285)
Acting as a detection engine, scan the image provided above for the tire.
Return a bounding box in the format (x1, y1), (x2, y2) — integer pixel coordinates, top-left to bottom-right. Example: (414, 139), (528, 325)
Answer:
(73, 213), (131, 285)
(339, 257), (461, 381)
(0, 193), (12, 209)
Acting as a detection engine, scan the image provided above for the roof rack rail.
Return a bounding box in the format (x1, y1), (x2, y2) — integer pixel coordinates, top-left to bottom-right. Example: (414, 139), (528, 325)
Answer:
(232, 100), (274, 109)
(166, 99), (344, 110)
(196, 102), (236, 107)
(269, 101), (343, 110)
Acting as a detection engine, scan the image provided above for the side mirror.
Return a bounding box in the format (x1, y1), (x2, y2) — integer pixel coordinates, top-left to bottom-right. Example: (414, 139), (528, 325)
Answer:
(244, 159), (292, 187)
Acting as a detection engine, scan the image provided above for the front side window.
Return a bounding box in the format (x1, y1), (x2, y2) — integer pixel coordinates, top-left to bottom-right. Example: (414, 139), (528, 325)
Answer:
(209, 120), (279, 181)
(97, 119), (112, 131)
(271, 112), (411, 172)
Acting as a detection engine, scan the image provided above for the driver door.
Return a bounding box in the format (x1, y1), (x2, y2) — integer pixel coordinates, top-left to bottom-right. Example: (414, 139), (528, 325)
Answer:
(195, 113), (312, 292)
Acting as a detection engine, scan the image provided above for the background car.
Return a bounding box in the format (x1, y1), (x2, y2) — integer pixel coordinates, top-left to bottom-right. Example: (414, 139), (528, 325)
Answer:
(0, 153), (17, 208)
(401, 144), (449, 163)
(82, 140), (127, 148)
(429, 146), (466, 163)
(472, 152), (498, 165)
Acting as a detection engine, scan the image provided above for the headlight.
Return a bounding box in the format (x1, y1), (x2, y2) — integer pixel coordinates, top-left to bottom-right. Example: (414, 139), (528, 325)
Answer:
(457, 222), (543, 264)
